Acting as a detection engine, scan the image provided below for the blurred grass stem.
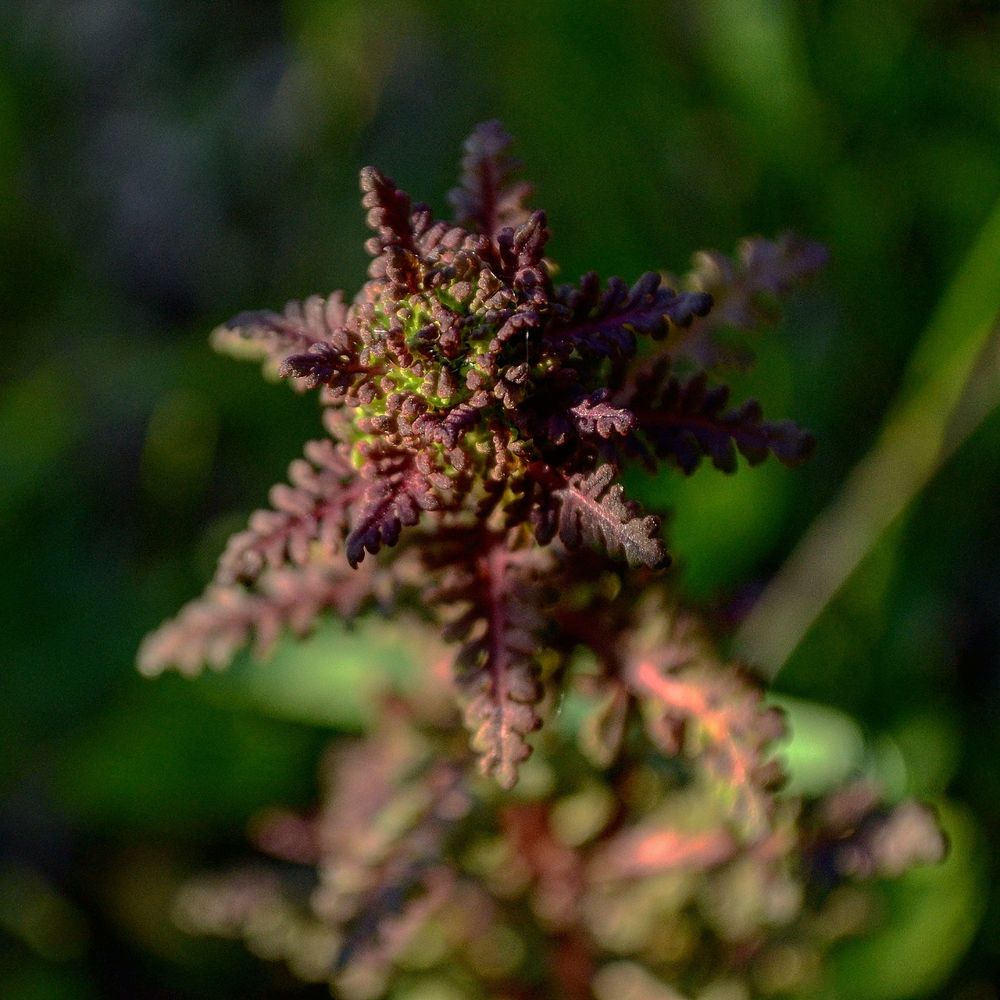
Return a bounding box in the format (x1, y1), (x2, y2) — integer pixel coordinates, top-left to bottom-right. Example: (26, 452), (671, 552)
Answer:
(737, 194), (1000, 678)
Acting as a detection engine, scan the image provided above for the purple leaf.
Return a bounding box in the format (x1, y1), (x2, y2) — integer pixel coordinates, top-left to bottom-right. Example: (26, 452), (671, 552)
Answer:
(556, 465), (668, 569)
(633, 370), (816, 473)
(345, 454), (440, 567)
(448, 120), (533, 238)
(211, 293), (350, 383)
(548, 271), (712, 359)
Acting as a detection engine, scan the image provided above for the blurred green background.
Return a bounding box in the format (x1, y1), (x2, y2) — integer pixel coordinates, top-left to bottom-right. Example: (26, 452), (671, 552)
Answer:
(2, 0), (999, 996)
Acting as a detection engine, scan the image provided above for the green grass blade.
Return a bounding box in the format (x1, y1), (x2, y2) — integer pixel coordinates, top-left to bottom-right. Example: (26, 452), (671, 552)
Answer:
(737, 194), (1000, 676)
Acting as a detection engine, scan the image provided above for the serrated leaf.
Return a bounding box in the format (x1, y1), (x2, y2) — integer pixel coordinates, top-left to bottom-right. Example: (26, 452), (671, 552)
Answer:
(448, 119), (533, 238)
(211, 293), (350, 383)
(345, 456), (439, 568)
(548, 271), (712, 359)
(633, 369), (815, 473)
(556, 465), (668, 569)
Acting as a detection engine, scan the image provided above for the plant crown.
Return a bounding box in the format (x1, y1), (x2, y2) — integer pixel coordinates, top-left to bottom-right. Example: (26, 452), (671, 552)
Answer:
(140, 123), (944, 999)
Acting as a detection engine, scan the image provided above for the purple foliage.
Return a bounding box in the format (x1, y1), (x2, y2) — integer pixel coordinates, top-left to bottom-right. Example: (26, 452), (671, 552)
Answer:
(142, 125), (947, 998)
(141, 124), (825, 785)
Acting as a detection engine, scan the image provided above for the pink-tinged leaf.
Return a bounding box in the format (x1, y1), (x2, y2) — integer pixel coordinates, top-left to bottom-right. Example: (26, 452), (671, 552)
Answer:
(556, 465), (668, 569)
(360, 166), (417, 255)
(807, 784), (948, 881)
(360, 166), (423, 298)
(688, 232), (829, 332)
(448, 119), (534, 238)
(494, 210), (550, 290)
(345, 454), (440, 568)
(215, 438), (356, 586)
(673, 232), (829, 370)
(137, 560), (378, 677)
(430, 536), (551, 789)
(211, 292), (350, 383)
(569, 390), (637, 440)
(593, 825), (737, 880)
(628, 653), (786, 841)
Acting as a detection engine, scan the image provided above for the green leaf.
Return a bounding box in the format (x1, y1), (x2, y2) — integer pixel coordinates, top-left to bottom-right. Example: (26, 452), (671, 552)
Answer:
(768, 694), (865, 797)
(197, 618), (424, 730)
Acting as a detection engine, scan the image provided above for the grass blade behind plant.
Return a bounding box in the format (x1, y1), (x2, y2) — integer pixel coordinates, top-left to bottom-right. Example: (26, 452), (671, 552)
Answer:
(736, 194), (1000, 677)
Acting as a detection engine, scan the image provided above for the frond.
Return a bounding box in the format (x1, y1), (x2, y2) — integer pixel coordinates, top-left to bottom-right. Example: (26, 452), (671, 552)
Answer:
(673, 233), (829, 369)
(629, 365), (816, 473)
(806, 784), (947, 881)
(278, 327), (373, 397)
(359, 165), (418, 255)
(210, 292), (350, 384)
(688, 232), (829, 332)
(555, 465), (667, 569)
(447, 119), (534, 238)
(345, 449), (442, 568)
(568, 389), (637, 440)
(137, 559), (377, 677)
(215, 438), (356, 586)
(174, 723), (469, 988)
(548, 272), (712, 360)
(430, 534), (552, 789)
(314, 727), (467, 975)
(493, 210), (550, 292)
(360, 166), (422, 297)
(625, 620), (787, 840)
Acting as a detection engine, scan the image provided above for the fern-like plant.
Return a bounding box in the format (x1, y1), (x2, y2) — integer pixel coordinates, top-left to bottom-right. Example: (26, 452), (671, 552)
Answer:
(141, 123), (943, 999)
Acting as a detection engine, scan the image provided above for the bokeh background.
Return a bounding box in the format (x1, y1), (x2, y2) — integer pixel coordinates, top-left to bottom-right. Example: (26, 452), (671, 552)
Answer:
(2, 0), (1000, 996)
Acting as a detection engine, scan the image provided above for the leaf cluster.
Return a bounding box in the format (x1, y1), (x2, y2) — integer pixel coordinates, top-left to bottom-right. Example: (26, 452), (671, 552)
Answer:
(140, 122), (824, 785)
(174, 590), (945, 1000)
(143, 123), (946, 1000)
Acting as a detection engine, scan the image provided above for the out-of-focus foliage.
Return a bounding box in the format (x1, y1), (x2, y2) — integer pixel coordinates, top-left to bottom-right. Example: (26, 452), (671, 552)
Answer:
(172, 608), (945, 1000)
(2, 1), (999, 997)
